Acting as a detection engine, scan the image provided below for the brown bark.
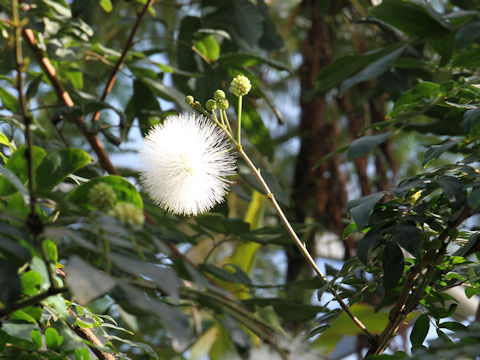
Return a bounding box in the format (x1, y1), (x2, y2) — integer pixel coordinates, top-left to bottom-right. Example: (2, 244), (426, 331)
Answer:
(288, 1), (348, 282)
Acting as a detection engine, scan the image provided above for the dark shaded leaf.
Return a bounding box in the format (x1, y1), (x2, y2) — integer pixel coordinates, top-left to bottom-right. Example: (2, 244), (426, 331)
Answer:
(383, 242), (404, 289)
(0, 258), (22, 307)
(357, 231), (382, 264)
(423, 139), (461, 166)
(461, 107), (480, 136)
(410, 314), (430, 347)
(315, 45), (402, 93)
(468, 188), (480, 212)
(347, 192), (385, 230)
(65, 256), (116, 304)
(347, 131), (392, 160)
(119, 283), (191, 350)
(200, 264), (252, 286)
(369, 0), (452, 38)
(396, 223), (421, 257)
(110, 253), (179, 301)
(340, 45), (406, 95)
(233, 0), (262, 45)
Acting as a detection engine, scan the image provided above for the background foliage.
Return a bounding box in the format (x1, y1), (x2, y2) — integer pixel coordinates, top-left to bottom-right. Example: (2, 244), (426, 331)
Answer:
(1, 0), (480, 359)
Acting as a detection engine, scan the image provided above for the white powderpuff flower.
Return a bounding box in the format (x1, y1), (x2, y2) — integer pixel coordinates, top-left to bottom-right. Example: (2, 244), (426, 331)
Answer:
(139, 113), (236, 216)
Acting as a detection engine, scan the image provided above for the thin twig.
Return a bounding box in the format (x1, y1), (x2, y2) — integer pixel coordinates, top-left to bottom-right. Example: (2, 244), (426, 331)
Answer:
(90, 0), (155, 123)
(22, 29), (119, 175)
(237, 146), (374, 341)
(68, 309), (116, 360)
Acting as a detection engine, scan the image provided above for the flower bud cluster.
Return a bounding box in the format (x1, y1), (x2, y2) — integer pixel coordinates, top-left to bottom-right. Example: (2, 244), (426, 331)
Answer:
(231, 75), (251, 97)
(88, 182), (117, 210)
(108, 203), (145, 226)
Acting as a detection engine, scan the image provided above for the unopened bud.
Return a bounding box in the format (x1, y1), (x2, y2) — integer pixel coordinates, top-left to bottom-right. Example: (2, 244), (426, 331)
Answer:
(108, 203), (145, 226)
(185, 95), (194, 105)
(216, 98), (229, 110)
(88, 182), (117, 210)
(231, 75), (251, 97)
(206, 99), (217, 111)
(214, 90), (226, 101)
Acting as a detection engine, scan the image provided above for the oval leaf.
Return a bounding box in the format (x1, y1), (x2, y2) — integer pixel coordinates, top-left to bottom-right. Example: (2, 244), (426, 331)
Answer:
(67, 175), (143, 210)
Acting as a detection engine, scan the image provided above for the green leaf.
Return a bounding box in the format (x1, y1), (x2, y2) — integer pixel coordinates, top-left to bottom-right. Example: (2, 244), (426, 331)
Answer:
(30, 330), (42, 349)
(347, 192), (385, 230)
(383, 242), (404, 289)
(465, 286), (480, 298)
(194, 35), (220, 61)
(99, 0), (112, 12)
(347, 131), (392, 160)
(75, 347), (91, 360)
(452, 47), (480, 67)
(65, 256), (116, 304)
(42, 239), (58, 263)
(36, 148), (91, 192)
(0, 87), (18, 113)
(343, 222), (358, 239)
(45, 327), (62, 350)
(1, 322), (39, 342)
(42, 0), (72, 18)
(0, 165), (29, 201)
(410, 314), (430, 347)
(67, 175), (143, 210)
(22, 270), (43, 296)
(233, 0), (262, 45)
(339, 45), (406, 95)
(0, 145), (46, 196)
(369, 0), (452, 38)
(423, 139), (460, 166)
(241, 98), (274, 161)
(0, 130), (12, 149)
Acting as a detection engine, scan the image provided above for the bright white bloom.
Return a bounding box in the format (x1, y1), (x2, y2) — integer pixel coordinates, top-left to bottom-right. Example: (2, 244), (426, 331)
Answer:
(139, 113), (236, 216)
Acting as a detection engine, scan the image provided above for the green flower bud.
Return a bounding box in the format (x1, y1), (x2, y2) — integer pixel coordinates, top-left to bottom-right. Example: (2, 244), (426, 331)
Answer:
(231, 75), (251, 97)
(88, 182), (117, 210)
(216, 98), (229, 110)
(206, 99), (217, 111)
(108, 203), (145, 226)
(185, 95), (194, 105)
(213, 90), (226, 101)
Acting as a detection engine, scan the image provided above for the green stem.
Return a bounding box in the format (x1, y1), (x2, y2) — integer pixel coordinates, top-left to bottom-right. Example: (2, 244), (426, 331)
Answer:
(222, 109), (234, 137)
(237, 145), (374, 341)
(237, 95), (242, 145)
